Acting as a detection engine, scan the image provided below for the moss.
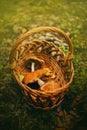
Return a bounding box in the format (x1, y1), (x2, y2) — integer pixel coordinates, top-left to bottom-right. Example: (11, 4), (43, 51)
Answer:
(0, 0), (87, 130)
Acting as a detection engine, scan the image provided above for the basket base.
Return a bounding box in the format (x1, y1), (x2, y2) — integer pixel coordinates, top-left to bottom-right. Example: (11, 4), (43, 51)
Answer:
(23, 94), (63, 111)
(24, 101), (62, 111)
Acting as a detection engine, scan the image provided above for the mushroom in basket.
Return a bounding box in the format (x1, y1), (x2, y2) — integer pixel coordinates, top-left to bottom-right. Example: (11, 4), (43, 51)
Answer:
(40, 80), (60, 92)
(22, 57), (57, 90)
(22, 67), (51, 85)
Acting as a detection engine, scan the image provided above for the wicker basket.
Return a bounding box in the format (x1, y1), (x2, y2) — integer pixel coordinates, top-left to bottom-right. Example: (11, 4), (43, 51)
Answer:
(9, 26), (74, 110)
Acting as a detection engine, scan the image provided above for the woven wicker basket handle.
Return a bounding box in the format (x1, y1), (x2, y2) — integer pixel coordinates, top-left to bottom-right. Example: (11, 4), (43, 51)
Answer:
(12, 26), (73, 64)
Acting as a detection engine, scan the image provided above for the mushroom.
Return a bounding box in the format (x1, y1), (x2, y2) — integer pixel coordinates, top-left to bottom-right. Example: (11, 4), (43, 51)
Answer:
(40, 81), (60, 92)
(22, 68), (51, 85)
(25, 56), (44, 71)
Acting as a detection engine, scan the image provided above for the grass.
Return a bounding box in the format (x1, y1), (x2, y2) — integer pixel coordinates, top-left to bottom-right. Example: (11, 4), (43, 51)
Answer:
(0, 0), (87, 130)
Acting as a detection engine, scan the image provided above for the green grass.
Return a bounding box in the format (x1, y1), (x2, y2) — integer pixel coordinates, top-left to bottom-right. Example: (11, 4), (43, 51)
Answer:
(0, 0), (87, 130)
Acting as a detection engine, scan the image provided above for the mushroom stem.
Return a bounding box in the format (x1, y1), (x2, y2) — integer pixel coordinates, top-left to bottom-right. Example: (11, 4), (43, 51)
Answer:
(31, 62), (35, 72)
(37, 78), (45, 86)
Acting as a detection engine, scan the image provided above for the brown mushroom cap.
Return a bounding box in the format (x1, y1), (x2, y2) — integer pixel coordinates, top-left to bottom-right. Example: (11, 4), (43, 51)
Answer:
(25, 57), (44, 72)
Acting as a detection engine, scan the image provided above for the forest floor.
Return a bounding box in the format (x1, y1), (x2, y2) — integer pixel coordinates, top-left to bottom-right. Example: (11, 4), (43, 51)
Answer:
(0, 0), (87, 130)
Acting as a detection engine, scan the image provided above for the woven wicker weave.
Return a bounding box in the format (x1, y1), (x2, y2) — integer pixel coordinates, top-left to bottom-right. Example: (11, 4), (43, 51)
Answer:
(9, 27), (74, 110)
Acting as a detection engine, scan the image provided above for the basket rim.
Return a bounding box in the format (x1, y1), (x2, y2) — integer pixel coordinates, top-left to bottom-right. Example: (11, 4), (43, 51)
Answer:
(10, 26), (73, 63)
